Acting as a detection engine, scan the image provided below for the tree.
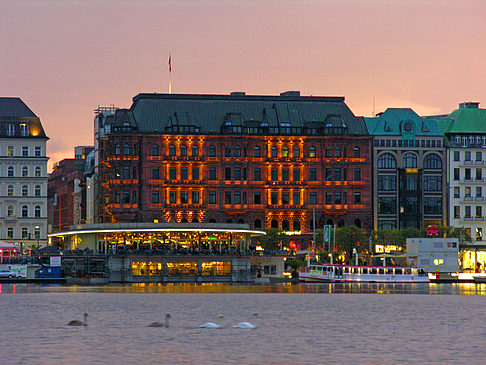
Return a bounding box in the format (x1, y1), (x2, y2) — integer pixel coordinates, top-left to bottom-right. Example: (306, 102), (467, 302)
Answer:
(335, 226), (366, 259)
(252, 228), (290, 251)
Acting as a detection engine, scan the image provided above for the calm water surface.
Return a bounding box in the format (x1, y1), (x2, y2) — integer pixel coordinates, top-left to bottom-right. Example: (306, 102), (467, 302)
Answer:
(1, 283), (485, 364)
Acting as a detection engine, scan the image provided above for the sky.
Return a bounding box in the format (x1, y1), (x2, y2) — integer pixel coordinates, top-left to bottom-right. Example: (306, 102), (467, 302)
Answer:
(1, 0), (485, 169)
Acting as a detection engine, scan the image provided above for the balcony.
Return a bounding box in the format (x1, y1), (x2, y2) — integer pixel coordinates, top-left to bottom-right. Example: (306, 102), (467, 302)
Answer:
(475, 196), (485, 202)
(464, 196), (473, 202)
(475, 216), (485, 221)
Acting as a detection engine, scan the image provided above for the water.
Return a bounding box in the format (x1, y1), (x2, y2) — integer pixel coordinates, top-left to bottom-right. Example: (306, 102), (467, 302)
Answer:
(1, 283), (485, 364)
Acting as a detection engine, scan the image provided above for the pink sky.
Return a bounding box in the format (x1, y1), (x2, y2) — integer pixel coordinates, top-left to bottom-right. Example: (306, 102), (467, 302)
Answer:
(1, 0), (485, 169)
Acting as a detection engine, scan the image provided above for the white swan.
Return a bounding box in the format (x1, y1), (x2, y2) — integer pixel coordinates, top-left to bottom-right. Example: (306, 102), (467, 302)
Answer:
(149, 314), (171, 328)
(200, 314), (223, 328)
(68, 313), (88, 326)
(233, 312), (258, 329)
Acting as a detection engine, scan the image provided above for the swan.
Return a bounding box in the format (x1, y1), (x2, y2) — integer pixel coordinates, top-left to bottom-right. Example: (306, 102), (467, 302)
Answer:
(200, 314), (223, 328)
(68, 313), (88, 326)
(233, 312), (258, 329)
(149, 314), (171, 328)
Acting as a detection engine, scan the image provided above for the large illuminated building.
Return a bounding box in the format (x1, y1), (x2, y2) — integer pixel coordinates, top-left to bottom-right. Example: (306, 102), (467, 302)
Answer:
(365, 108), (446, 230)
(93, 91), (373, 240)
(0, 97), (49, 247)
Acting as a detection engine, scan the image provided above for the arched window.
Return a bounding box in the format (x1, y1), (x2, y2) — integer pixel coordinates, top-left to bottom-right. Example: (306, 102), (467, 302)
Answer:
(282, 220), (290, 231)
(353, 147), (360, 158)
(271, 146), (277, 158)
(7, 166), (14, 177)
(403, 153), (417, 168)
(21, 205), (28, 217)
(377, 153), (397, 169)
(22, 185), (28, 196)
(254, 146), (261, 157)
(334, 146), (341, 157)
(282, 146), (289, 158)
(35, 166), (41, 177)
(355, 219), (361, 228)
(271, 219), (279, 229)
(424, 153), (442, 169)
(151, 145), (159, 156)
(7, 185), (14, 196)
(293, 220), (301, 231)
(234, 145), (241, 157)
(7, 227), (13, 239)
(22, 166), (28, 177)
(35, 205), (41, 218)
(22, 227), (28, 239)
(254, 219), (262, 228)
(209, 145), (216, 157)
(293, 146), (300, 158)
(169, 144), (176, 156)
(123, 143), (130, 156)
(34, 226), (40, 239)
(180, 144), (187, 156)
(192, 145), (199, 157)
(225, 146), (231, 157)
(114, 144), (120, 155)
(309, 146), (316, 158)
(35, 185), (41, 197)
(7, 206), (14, 217)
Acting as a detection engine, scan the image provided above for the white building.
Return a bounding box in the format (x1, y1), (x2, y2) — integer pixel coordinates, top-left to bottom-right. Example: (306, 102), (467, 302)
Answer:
(438, 102), (486, 270)
(0, 97), (49, 248)
(406, 237), (459, 273)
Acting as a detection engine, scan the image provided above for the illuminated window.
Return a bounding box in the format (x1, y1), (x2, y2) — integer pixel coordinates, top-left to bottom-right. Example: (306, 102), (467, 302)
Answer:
(20, 123), (29, 136)
(309, 146), (316, 158)
(7, 146), (14, 156)
(7, 205), (14, 217)
(7, 185), (14, 196)
(282, 146), (289, 158)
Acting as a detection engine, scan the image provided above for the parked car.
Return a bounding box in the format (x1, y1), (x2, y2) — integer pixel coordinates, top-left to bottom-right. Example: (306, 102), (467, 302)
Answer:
(0, 269), (17, 278)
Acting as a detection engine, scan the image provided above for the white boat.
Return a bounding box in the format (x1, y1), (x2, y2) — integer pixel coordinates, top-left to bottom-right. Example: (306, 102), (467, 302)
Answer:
(299, 264), (429, 283)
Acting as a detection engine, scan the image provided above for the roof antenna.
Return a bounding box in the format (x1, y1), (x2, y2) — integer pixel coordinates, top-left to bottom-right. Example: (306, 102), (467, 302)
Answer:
(168, 52), (172, 94)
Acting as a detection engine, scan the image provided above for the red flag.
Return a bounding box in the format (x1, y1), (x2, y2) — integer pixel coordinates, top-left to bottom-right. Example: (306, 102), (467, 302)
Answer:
(168, 53), (171, 72)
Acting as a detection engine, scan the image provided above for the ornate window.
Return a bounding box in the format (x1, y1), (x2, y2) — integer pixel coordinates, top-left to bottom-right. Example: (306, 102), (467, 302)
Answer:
(254, 146), (261, 157)
(353, 147), (360, 158)
(377, 153), (397, 169)
(208, 145), (216, 157)
(151, 145), (159, 156)
(309, 146), (316, 158)
(21, 205), (28, 218)
(271, 146), (277, 158)
(180, 145), (187, 156)
(282, 146), (289, 158)
(293, 146), (300, 158)
(192, 145), (199, 157)
(169, 145), (176, 156)
(35, 205), (41, 218)
(234, 145), (241, 157)
(423, 154), (442, 169)
(403, 153), (417, 168)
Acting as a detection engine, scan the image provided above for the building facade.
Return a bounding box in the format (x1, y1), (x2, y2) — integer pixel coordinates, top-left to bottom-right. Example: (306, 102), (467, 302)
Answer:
(439, 102), (486, 257)
(94, 92), (373, 238)
(48, 146), (93, 233)
(0, 97), (49, 247)
(365, 108), (446, 230)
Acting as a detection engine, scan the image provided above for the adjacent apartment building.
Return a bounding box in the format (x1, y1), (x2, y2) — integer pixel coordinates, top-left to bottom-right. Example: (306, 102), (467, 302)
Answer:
(0, 97), (49, 247)
(93, 91), (373, 239)
(365, 108), (446, 230)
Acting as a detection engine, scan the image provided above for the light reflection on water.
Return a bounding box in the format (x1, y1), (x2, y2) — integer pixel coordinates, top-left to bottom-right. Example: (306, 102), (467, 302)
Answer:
(1, 283), (486, 364)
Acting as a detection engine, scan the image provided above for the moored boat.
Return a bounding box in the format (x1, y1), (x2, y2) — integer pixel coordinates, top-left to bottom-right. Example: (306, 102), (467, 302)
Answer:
(299, 264), (429, 283)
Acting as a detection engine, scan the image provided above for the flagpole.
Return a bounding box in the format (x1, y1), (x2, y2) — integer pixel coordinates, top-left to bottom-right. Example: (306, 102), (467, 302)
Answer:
(168, 53), (172, 94)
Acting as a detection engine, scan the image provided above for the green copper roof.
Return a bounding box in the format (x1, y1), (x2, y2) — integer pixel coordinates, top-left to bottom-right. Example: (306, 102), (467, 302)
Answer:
(364, 108), (443, 137)
(441, 106), (486, 134)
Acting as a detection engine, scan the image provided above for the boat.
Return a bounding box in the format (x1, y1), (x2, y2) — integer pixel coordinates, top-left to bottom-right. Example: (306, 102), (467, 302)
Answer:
(299, 264), (429, 283)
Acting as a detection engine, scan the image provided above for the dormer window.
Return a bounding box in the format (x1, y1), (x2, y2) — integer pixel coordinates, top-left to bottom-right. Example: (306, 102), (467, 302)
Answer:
(7, 124), (14, 136)
(20, 124), (29, 136)
(403, 122), (413, 133)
